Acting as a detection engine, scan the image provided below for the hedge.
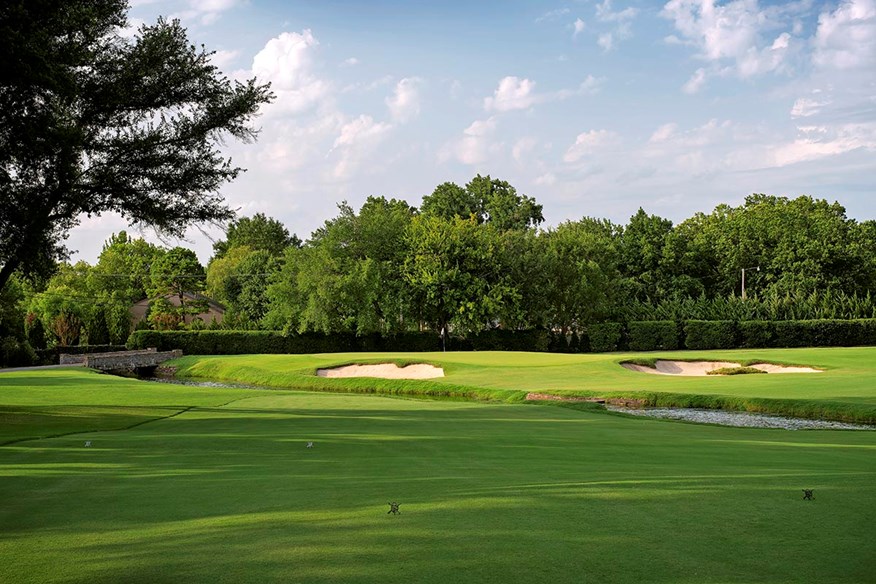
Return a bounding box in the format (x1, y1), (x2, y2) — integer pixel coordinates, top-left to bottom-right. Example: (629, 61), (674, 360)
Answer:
(587, 323), (624, 352)
(34, 344), (128, 365)
(126, 329), (545, 355)
(739, 321), (775, 348)
(124, 319), (876, 356)
(468, 329), (550, 352)
(627, 321), (680, 351)
(684, 320), (737, 350)
(774, 319), (876, 348)
(1, 338), (37, 368)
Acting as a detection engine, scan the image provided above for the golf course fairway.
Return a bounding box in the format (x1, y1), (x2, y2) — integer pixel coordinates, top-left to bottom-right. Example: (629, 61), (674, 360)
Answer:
(0, 348), (874, 583)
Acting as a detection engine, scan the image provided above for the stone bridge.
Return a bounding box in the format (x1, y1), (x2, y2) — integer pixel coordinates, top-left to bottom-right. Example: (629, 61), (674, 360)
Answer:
(60, 349), (183, 375)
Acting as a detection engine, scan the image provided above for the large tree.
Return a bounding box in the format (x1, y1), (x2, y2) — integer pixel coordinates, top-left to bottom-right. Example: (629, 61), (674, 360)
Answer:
(211, 213), (300, 260)
(420, 175), (543, 231)
(0, 0), (273, 292)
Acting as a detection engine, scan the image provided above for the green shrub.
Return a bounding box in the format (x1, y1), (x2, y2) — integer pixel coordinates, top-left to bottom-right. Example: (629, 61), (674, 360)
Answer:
(0, 337), (37, 367)
(469, 329), (549, 352)
(547, 332), (574, 353)
(706, 366), (767, 375)
(684, 320), (737, 350)
(627, 321), (680, 351)
(571, 331), (588, 353)
(739, 321), (774, 348)
(774, 319), (876, 348)
(588, 323), (624, 352)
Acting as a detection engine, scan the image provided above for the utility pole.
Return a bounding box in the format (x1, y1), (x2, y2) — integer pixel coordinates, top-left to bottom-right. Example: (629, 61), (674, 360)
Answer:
(741, 266), (759, 300)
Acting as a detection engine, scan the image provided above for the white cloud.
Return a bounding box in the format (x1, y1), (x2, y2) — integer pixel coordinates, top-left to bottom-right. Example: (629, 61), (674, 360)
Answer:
(257, 113), (343, 172)
(332, 115), (392, 150)
(770, 123), (876, 166)
(210, 49), (239, 70)
(171, 0), (243, 25)
(119, 17), (146, 39)
(484, 77), (538, 112)
(661, 0), (803, 85)
(536, 8), (571, 23)
(342, 57), (360, 67)
(556, 75), (605, 99)
(251, 30), (330, 115)
(790, 97), (831, 118)
(440, 118), (499, 165)
(593, 0), (638, 51)
(535, 172), (557, 186)
(596, 0), (639, 22)
(813, 0), (876, 69)
(563, 130), (620, 162)
(573, 18), (586, 37)
(485, 76), (603, 112)
(512, 137), (538, 163)
(650, 123), (678, 143)
(386, 77), (422, 123)
(330, 115), (393, 179)
(682, 67), (707, 94)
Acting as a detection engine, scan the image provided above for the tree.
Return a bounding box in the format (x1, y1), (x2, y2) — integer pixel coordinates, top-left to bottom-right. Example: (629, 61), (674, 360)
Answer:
(27, 262), (92, 345)
(148, 247), (206, 323)
(93, 231), (164, 303)
(466, 175), (544, 231)
(420, 175), (543, 231)
(222, 249), (280, 326)
(618, 208), (673, 302)
(539, 219), (620, 333)
(206, 245), (253, 304)
(404, 215), (515, 336)
(212, 213), (300, 260)
(91, 232), (166, 341)
(420, 182), (480, 221)
(293, 197), (416, 334)
(0, 1), (273, 292)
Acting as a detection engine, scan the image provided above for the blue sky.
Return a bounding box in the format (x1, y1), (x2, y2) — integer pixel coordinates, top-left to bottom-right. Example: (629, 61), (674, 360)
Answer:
(69, 0), (876, 263)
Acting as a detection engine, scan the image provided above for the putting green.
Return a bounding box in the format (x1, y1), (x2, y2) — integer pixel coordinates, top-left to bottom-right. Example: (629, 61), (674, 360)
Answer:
(169, 347), (876, 423)
(0, 366), (874, 583)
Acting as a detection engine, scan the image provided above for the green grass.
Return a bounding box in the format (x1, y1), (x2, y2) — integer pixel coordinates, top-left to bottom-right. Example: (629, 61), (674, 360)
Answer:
(0, 368), (874, 583)
(168, 347), (876, 423)
(0, 368), (259, 444)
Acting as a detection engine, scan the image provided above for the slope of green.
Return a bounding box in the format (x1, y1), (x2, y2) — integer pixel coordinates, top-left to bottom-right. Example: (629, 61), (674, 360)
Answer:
(169, 347), (876, 422)
(0, 373), (873, 584)
(0, 368), (259, 444)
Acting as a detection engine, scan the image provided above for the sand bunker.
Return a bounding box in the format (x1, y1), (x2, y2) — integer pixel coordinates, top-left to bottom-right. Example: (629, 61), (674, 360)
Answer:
(621, 360), (821, 376)
(316, 363), (445, 379)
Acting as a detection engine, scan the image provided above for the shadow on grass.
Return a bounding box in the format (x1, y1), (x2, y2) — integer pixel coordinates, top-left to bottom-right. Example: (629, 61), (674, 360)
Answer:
(0, 400), (874, 583)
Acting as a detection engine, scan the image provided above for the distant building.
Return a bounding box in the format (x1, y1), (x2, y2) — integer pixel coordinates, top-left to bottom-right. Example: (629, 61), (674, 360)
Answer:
(130, 292), (225, 327)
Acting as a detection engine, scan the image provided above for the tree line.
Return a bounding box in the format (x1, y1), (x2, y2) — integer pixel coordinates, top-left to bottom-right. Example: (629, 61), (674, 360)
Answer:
(2, 177), (874, 363)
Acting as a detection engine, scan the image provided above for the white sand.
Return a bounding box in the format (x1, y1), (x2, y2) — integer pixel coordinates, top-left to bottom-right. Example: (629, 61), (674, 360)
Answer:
(621, 360), (820, 376)
(749, 363), (822, 374)
(316, 363), (445, 379)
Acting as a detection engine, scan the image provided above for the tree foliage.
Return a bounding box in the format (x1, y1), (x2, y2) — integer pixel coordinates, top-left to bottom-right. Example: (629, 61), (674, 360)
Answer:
(212, 213), (300, 260)
(0, 0), (273, 292)
(420, 174), (544, 230)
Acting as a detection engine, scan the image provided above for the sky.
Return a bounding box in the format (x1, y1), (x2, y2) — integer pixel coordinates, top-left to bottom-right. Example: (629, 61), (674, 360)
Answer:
(67, 0), (876, 264)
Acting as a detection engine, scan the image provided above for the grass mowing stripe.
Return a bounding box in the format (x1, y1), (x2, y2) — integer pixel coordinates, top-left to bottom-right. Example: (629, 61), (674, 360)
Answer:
(0, 382), (873, 584)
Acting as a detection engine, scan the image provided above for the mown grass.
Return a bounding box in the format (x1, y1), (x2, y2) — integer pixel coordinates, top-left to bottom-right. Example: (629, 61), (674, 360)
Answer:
(0, 369), (874, 584)
(169, 347), (876, 423)
(0, 368), (259, 444)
